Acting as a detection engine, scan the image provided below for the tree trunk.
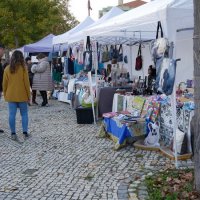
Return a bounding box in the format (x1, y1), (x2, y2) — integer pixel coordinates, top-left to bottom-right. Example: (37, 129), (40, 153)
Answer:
(193, 0), (200, 192)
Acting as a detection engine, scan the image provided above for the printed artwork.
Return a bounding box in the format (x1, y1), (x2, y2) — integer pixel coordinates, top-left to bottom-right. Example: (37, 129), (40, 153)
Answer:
(117, 95), (124, 112)
(159, 103), (192, 148)
(149, 101), (160, 121)
(141, 98), (151, 118)
(131, 96), (146, 115)
(160, 103), (173, 146)
(126, 96), (135, 113)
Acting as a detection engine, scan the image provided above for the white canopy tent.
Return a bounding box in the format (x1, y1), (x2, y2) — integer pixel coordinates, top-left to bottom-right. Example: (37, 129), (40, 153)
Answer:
(52, 16), (95, 45)
(67, 7), (124, 45)
(85, 0), (193, 43)
(83, 0), (193, 84)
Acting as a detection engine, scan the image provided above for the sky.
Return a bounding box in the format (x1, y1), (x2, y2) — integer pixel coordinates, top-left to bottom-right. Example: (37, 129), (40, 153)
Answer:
(69, 0), (150, 22)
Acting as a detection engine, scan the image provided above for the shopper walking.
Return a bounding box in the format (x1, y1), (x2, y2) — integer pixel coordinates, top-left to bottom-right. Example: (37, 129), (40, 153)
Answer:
(3, 50), (30, 140)
(31, 53), (53, 107)
(25, 56), (38, 105)
(0, 44), (5, 133)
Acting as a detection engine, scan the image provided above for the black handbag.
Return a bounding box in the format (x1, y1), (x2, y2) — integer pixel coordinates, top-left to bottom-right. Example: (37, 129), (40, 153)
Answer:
(117, 44), (123, 62)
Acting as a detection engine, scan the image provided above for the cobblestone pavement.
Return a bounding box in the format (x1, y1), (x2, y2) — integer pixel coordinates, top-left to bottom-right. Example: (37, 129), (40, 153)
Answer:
(0, 98), (193, 200)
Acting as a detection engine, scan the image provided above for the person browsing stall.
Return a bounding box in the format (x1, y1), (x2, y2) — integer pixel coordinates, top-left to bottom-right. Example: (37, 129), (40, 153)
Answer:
(3, 50), (31, 140)
(0, 43), (5, 133)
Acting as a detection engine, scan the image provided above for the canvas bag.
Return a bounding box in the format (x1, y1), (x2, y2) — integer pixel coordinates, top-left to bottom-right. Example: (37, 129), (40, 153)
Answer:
(110, 45), (118, 64)
(151, 21), (169, 63)
(101, 46), (110, 63)
(157, 57), (177, 95)
(135, 44), (142, 71)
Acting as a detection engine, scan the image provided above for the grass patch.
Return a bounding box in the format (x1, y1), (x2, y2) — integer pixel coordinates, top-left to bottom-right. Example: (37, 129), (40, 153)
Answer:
(145, 168), (200, 200)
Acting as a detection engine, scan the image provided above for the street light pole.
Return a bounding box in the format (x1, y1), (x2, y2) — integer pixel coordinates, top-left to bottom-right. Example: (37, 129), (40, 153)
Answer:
(88, 0), (92, 16)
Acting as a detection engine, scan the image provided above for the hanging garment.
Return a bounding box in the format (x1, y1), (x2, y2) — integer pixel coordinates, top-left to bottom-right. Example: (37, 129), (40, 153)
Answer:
(68, 58), (74, 75)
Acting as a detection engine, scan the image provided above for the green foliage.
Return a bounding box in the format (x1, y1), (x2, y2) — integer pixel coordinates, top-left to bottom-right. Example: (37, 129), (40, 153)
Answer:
(0, 0), (79, 48)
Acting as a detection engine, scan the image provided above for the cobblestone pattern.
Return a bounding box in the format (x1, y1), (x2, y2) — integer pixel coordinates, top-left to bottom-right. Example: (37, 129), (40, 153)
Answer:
(0, 98), (193, 200)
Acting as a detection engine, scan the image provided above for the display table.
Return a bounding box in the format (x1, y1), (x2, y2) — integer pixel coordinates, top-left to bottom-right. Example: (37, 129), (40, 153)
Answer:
(99, 117), (146, 149)
(98, 86), (132, 117)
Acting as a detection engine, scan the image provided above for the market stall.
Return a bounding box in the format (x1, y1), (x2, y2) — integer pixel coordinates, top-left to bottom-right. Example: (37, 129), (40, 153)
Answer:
(19, 34), (55, 54)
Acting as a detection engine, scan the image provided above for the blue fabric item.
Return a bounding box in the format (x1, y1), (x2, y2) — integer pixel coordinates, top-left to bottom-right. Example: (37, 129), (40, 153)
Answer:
(63, 57), (68, 74)
(74, 61), (84, 74)
(161, 58), (176, 95)
(68, 92), (73, 100)
(156, 57), (177, 95)
(104, 118), (132, 144)
(98, 63), (104, 70)
(8, 102), (28, 133)
(183, 102), (195, 110)
(48, 52), (58, 61)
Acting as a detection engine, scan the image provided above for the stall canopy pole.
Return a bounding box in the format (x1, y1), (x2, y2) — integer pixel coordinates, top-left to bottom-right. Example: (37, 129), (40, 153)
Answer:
(88, 71), (96, 125)
(130, 45), (133, 78)
(171, 87), (178, 168)
(170, 41), (178, 168)
(94, 41), (99, 120)
(88, 0), (92, 16)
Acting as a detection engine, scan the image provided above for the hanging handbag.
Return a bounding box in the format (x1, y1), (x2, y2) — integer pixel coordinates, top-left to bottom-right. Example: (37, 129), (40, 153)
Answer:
(124, 55), (128, 64)
(101, 45), (110, 63)
(151, 21), (169, 63)
(157, 58), (177, 95)
(117, 44), (123, 62)
(135, 44), (142, 71)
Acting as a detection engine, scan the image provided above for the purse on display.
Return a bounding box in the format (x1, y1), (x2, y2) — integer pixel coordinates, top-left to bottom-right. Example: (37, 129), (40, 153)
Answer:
(158, 58), (177, 95)
(117, 44), (123, 62)
(135, 43), (142, 71)
(101, 45), (110, 63)
(110, 45), (119, 64)
(151, 21), (169, 62)
(124, 55), (128, 64)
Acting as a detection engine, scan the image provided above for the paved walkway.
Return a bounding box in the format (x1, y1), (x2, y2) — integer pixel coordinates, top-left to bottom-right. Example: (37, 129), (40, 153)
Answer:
(0, 98), (193, 200)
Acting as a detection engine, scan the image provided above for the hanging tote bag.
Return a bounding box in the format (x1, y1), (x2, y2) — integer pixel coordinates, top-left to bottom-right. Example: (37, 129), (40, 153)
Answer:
(135, 44), (142, 71)
(157, 58), (177, 95)
(101, 45), (110, 63)
(117, 44), (123, 62)
(151, 21), (169, 63)
(110, 45), (118, 64)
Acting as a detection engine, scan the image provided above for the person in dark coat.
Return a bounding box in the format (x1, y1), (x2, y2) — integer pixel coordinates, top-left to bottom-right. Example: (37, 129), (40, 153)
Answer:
(25, 56), (38, 105)
(0, 44), (5, 133)
(146, 65), (156, 95)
